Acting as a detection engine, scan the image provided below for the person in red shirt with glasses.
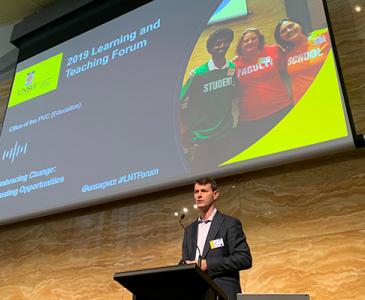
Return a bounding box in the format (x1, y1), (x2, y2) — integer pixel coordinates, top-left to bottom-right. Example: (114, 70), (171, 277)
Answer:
(233, 28), (292, 153)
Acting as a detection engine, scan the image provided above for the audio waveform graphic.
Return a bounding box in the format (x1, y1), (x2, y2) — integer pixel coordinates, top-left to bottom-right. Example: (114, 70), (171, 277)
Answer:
(2, 141), (28, 163)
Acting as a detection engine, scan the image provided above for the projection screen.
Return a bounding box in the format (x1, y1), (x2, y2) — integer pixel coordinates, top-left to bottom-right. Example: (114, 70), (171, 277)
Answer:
(0, 0), (355, 224)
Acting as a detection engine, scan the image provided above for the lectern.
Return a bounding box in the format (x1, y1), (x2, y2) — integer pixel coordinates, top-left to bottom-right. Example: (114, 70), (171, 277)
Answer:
(113, 264), (228, 300)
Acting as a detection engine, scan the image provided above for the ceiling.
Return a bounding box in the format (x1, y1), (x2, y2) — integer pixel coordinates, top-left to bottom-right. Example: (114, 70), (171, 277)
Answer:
(0, 0), (58, 24)
(0, 0), (59, 57)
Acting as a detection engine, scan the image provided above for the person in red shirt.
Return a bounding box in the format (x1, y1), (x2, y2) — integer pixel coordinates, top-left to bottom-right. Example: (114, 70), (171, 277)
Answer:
(232, 28), (292, 154)
(274, 18), (331, 104)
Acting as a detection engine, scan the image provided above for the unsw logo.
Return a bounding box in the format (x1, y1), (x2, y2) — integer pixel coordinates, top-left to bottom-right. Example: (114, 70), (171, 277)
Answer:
(18, 71), (37, 96)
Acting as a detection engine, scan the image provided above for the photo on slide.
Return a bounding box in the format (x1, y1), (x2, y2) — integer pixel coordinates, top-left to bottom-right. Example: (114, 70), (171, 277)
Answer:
(178, 0), (340, 172)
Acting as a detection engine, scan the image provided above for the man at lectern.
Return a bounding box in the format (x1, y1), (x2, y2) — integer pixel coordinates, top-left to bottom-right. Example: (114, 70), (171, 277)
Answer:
(181, 177), (252, 300)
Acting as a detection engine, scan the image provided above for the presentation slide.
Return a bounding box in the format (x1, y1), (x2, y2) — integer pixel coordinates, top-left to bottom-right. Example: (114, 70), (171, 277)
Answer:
(0, 0), (354, 224)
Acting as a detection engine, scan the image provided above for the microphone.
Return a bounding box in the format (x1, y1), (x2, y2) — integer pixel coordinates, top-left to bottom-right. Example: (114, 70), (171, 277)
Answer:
(177, 208), (188, 229)
(179, 213), (185, 229)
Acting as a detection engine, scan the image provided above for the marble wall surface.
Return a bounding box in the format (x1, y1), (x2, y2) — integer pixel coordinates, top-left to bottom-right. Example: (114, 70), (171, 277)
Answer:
(0, 0), (364, 299)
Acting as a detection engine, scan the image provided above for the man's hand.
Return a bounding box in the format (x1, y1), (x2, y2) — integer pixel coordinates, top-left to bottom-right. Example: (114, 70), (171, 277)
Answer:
(184, 260), (197, 265)
(200, 259), (208, 271)
(184, 259), (208, 271)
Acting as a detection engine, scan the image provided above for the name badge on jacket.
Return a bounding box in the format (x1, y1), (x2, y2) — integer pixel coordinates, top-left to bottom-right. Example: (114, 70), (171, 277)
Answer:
(210, 238), (224, 249)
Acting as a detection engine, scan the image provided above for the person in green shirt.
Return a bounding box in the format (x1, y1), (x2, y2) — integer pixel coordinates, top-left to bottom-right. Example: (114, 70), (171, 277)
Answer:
(180, 28), (239, 172)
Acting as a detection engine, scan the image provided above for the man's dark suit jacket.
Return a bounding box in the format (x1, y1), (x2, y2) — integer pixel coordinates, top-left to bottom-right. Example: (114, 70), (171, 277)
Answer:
(182, 211), (252, 300)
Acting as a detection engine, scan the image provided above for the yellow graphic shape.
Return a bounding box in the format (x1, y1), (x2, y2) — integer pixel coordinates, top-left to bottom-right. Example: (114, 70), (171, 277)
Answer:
(222, 50), (348, 165)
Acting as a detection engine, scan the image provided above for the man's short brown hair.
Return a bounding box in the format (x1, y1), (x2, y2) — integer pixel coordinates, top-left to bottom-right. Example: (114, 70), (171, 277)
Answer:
(194, 177), (218, 191)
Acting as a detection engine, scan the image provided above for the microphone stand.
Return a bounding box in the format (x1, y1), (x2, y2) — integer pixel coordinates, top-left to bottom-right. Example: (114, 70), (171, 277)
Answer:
(196, 245), (202, 268)
(178, 213), (186, 265)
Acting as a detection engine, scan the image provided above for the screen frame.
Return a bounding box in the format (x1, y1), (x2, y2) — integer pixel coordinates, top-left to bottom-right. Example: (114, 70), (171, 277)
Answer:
(0, 0), (360, 225)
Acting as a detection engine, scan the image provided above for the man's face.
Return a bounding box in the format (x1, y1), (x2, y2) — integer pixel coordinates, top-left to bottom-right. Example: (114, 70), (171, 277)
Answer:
(194, 183), (219, 212)
(211, 38), (231, 57)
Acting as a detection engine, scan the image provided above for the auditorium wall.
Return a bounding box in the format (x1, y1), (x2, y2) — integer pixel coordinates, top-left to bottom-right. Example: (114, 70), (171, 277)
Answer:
(0, 0), (364, 299)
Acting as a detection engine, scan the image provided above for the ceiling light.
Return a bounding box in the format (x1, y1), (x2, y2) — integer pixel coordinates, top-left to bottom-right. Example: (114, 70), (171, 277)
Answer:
(354, 5), (362, 12)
